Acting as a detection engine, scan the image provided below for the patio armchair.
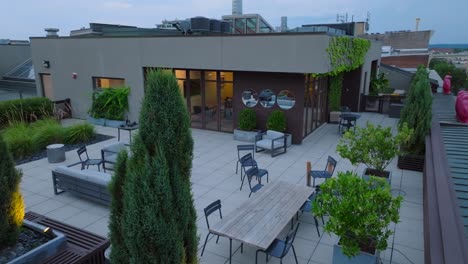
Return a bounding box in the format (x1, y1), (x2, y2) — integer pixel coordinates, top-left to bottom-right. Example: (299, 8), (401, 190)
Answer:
(256, 223), (300, 264)
(239, 153), (268, 191)
(255, 130), (288, 157)
(310, 156), (337, 187)
(77, 146), (103, 171)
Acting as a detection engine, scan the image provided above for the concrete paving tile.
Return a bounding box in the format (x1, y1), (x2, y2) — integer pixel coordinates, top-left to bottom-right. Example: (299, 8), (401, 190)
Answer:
(63, 211), (104, 229)
(28, 199), (67, 215)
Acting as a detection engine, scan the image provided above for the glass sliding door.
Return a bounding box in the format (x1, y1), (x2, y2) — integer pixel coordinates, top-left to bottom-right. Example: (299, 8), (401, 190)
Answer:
(220, 72), (234, 132)
(189, 71), (202, 128)
(204, 71), (218, 130)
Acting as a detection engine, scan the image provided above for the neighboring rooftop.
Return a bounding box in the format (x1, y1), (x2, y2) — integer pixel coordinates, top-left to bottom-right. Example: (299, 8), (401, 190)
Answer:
(0, 39), (30, 45)
(361, 30), (433, 49)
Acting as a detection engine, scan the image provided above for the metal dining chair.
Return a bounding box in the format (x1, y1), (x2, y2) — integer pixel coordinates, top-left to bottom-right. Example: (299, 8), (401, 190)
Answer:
(236, 144), (256, 177)
(311, 156), (337, 187)
(77, 146), (103, 171)
(256, 223), (300, 264)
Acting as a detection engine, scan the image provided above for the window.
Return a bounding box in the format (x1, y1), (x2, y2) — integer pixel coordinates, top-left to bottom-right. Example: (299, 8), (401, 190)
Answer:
(93, 77), (125, 89)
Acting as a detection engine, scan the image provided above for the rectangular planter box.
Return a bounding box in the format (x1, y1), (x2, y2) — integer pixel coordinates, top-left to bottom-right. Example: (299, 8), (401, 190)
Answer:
(9, 220), (67, 264)
(333, 244), (379, 264)
(362, 168), (391, 185)
(105, 119), (125, 128)
(87, 116), (106, 126)
(397, 154), (424, 172)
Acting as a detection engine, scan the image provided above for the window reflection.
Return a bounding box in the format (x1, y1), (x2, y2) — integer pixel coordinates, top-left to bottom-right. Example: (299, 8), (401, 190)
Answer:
(277, 90), (295, 110)
(242, 89), (259, 107)
(259, 89), (276, 108)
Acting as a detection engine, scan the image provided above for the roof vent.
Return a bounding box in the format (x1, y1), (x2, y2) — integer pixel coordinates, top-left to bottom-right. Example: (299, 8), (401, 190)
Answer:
(45, 28), (59, 37)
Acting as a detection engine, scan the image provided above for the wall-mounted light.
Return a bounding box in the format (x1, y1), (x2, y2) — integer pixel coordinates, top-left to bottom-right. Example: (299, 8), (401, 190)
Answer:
(43, 60), (50, 68)
(72, 72), (77, 79)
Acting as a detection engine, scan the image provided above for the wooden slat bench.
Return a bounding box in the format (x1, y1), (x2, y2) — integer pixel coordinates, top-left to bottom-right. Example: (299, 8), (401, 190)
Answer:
(25, 211), (109, 264)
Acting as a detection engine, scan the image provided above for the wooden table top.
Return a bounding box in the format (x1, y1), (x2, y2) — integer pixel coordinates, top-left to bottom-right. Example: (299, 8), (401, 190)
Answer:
(209, 180), (314, 250)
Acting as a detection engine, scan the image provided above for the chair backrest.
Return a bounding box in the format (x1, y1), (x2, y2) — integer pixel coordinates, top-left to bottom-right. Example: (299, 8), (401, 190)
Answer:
(341, 106), (351, 113)
(237, 144), (255, 160)
(325, 156), (337, 176)
(281, 223), (300, 257)
(204, 200), (222, 229)
(77, 146), (88, 161)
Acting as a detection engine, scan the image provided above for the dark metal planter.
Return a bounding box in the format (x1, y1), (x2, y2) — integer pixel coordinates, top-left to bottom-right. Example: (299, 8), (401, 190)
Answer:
(398, 154), (425, 172)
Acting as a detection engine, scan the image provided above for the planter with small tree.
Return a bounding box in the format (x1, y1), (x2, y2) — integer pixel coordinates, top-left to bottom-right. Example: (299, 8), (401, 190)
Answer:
(397, 66), (432, 172)
(233, 108), (261, 142)
(313, 171), (403, 264)
(336, 122), (412, 183)
(266, 109), (291, 146)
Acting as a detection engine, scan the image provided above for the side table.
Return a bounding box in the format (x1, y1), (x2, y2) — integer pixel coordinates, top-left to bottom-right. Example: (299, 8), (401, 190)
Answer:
(47, 144), (66, 163)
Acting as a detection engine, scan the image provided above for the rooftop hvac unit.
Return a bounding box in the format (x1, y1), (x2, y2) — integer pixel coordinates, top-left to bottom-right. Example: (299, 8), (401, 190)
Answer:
(210, 19), (221, 33)
(190, 17), (210, 32)
(221, 21), (231, 33)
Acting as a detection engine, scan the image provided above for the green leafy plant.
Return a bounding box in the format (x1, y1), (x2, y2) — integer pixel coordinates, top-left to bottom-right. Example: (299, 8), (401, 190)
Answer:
(327, 37), (371, 76)
(89, 87), (130, 121)
(370, 72), (392, 95)
(313, 171), (402, 257)
(267, 110), (286, 132)
(2, 122), (36, 159)
(336, 122), (412, 173)
(114, 69), (198, 263)
(0, 98), (54, 128)
(329, 74), (344, 111)
(64, 123), (95, 144)
(399, 66), (433, 155)
(0, 134), (25, 249)
(32, 119), (65, 150)
(238, 108), (257, 131)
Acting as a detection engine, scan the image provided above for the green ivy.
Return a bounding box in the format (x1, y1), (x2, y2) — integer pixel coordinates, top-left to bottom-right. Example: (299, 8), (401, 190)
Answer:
(327, 37), (371, 76)
(329, 74), (344, 112)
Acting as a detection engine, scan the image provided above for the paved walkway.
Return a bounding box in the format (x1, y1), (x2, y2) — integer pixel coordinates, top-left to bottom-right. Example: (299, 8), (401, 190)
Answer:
(17, 113), (424, 264)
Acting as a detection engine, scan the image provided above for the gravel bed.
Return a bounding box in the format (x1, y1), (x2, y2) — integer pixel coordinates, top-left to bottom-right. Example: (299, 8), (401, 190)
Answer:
(15, 134), (114, 165)
(0, 227), (52, 263)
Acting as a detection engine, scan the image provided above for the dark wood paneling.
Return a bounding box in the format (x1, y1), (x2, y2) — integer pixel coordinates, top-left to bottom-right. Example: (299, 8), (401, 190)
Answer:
(233, 71), (305, 144)
(341, 67), (362, 112)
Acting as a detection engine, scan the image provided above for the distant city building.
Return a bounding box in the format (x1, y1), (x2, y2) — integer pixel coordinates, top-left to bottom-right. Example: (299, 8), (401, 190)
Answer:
(222, 14), (275, 34)
(156, 19), (190, 30)
(360, 30), (433, 68)
(232, 0), (242, 15)
(300, 22), (368, 36)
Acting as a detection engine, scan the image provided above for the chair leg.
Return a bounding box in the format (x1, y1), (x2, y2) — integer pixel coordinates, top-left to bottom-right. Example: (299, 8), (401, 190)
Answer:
(322, 216), (325, 225)
(312, 177), (316, 187)
(292, 245), (299, 264)
(249, 191), (252, 198)
(267, 172), (269, 183)
(255, 250), (259, 264)
(241, 243), (243, 253)
(236, 161), (239, 174)
(98, 165), (100, 172)
(216, 235), (220, 243)
(240, 174), (246, 191)
(200, 233), (210, 256)
(314, 216), (320, 237)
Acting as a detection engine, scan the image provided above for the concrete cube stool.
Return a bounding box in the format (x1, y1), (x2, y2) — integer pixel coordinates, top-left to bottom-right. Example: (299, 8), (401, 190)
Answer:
(47, 144), (66, 163)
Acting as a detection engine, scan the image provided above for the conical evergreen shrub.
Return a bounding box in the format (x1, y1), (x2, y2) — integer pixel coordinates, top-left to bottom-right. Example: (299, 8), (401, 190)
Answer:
(108, 150), (129, 263)
(399, 65), (432, 154)
(114, 69), (198, 263)
(138, 69), (198, 263)
(0, 134), (25, 249)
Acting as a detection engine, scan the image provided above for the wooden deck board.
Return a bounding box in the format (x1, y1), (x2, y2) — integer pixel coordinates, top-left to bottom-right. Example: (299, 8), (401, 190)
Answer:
(210, 181), (313, 250)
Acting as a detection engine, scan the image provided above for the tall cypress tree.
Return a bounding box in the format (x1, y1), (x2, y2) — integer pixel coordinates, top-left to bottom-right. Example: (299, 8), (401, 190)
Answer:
(0, 134), (24, 249)
(399, 65), (432, 154)
(138, 69), (198, 263)
(108, 150), (129, 263)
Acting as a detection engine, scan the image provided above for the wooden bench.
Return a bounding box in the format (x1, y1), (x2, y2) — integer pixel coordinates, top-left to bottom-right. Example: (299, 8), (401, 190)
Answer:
(25, 212), (109, 264)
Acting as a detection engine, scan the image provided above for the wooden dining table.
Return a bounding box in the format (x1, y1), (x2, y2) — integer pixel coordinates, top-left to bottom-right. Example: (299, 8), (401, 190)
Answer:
(209, 180), (314, 263)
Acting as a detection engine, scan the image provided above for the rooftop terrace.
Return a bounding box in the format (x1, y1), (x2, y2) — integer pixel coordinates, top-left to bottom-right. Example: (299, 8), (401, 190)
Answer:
(17, 113), (423, 264)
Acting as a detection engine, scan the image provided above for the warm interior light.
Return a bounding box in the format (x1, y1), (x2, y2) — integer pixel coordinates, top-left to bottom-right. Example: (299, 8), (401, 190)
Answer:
(43, 227), (50, 233)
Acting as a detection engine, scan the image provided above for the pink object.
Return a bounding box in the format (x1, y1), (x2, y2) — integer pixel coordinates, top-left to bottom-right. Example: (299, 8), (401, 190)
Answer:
(455, 91), (468, 123)
(443, 75), (452, 94)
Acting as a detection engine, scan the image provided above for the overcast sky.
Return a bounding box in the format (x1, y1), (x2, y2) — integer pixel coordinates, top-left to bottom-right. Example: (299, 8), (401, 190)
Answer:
(1, 0), (466, 43)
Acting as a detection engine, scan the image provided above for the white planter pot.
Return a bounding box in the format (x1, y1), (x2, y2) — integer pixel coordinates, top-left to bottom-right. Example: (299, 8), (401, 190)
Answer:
(333, 244), (379, 264)
(285, 133), (292, 147)
(87, 116), (105, 126)
(105, 119), (125, 128)
(329, 111), (341, 124)
(233, 129), (261, 142)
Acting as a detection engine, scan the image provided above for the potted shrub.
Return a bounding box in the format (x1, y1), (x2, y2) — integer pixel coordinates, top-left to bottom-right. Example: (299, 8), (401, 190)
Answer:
(233, 108), (260, 142)
(267, 109), (292, 146)
(336, 122), (412, 183)
(313, 171), (403, 264)
(88, 87), (130, 127)
(398, 66), (432, 172)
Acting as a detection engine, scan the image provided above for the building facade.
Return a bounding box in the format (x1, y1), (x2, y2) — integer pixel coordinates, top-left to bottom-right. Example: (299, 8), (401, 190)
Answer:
(30, 32), (381, 144)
